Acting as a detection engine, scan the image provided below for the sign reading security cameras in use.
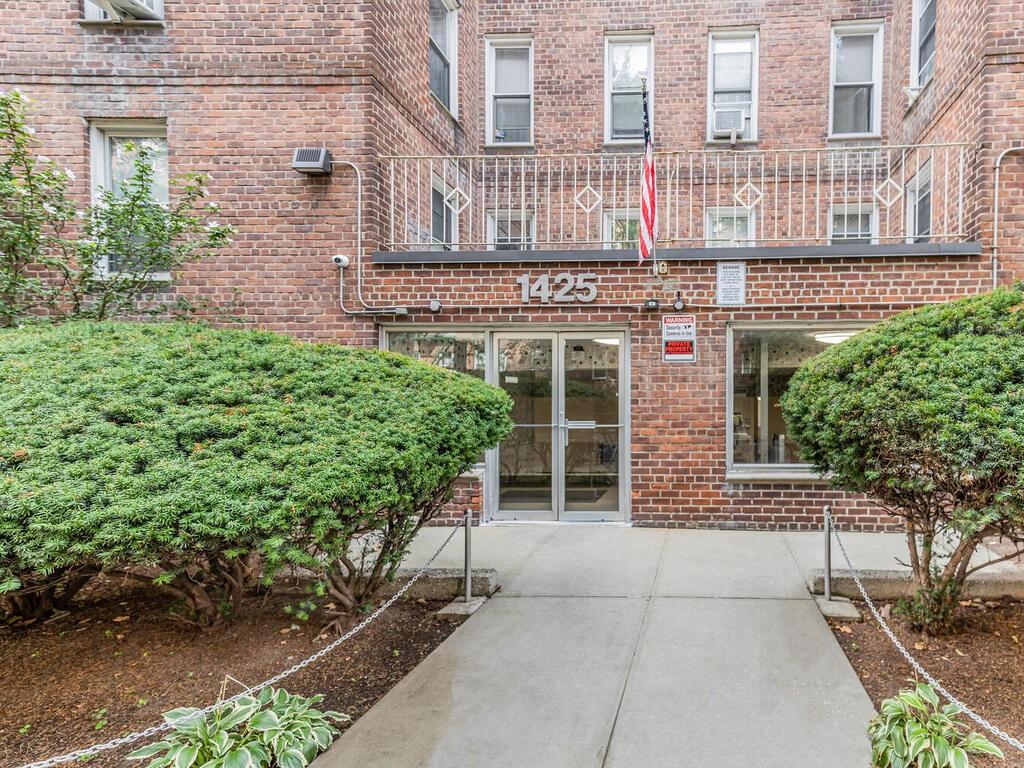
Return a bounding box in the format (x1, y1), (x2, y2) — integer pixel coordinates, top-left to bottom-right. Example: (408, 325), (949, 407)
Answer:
(662, 315), (697, 363)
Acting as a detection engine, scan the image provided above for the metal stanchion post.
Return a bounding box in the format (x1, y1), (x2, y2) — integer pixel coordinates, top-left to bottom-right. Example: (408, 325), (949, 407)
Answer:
(463, 508), (472, 602)
(824, 505), (833, 602)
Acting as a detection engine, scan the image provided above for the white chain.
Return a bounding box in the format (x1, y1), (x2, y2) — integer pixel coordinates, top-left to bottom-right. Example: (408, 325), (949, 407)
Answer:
(16, 522), (466, 768)
(824, 507), (1024, 753)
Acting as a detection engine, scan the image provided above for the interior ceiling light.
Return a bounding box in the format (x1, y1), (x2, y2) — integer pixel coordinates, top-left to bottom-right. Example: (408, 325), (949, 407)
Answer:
(812, 330), (859, 345)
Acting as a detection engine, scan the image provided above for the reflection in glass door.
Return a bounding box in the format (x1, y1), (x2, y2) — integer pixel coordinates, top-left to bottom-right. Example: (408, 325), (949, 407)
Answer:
(493, 331), (626, 522)
(560, 335), (622, 520)
(495, 335), (556, 520)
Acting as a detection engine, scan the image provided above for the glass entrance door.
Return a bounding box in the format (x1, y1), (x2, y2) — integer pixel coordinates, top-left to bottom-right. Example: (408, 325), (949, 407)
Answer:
(493, 331), (626, 522)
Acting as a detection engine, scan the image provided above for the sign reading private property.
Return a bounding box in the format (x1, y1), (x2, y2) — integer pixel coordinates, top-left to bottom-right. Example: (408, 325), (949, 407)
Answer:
(716, 262), (747, 306)
(662, 314), (697, 363)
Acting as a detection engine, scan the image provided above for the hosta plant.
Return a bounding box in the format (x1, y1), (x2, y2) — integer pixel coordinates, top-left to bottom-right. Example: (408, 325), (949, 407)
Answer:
(127, 687), (349, 768)
(869, 682), (1003, 768)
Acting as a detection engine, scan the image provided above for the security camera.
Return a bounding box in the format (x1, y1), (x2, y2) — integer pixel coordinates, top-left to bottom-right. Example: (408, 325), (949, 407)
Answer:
(331, 254), (350, 268)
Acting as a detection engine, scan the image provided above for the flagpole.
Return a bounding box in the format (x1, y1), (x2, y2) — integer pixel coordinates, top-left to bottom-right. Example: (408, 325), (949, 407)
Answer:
(640, 76), (658, 277)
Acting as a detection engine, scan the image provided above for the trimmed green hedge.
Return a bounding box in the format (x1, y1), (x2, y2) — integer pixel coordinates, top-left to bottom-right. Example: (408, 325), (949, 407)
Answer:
(781, 288), (1024, 631)
(0, 322), (512, 626)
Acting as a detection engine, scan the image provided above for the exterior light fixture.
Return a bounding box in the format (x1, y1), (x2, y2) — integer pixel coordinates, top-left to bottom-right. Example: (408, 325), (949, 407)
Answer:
(643, 298), (660, 311)
(673, 292), (685, 311)
(428, 299), (443, 313)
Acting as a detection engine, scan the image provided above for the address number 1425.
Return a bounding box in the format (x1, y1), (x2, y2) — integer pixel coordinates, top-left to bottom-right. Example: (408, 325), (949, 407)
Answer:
(515, 272), (599, 304)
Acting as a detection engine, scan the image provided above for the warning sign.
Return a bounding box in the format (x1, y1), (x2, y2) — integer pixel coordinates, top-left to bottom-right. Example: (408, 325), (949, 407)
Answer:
(662, 314), (697, 363)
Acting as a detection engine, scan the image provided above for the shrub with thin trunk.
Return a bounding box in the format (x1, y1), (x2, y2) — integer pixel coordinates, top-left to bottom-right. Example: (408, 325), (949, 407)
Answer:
(781, 288), (1024, 634)
(0, 321), (512, 627)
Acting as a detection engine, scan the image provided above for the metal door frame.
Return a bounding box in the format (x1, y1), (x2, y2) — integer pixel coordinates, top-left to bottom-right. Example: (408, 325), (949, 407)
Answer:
(489, 329), (628, 523)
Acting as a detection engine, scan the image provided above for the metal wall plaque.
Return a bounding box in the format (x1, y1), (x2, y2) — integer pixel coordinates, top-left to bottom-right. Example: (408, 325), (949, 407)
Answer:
(516, 272), (599, 304)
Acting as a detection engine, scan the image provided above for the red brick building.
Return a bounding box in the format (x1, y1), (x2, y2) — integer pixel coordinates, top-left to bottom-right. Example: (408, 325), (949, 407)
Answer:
(3, 0), (1023, 529)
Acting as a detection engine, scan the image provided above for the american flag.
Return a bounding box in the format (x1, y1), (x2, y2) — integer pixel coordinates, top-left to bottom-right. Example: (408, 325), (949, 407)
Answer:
(638, 78), (657, 267)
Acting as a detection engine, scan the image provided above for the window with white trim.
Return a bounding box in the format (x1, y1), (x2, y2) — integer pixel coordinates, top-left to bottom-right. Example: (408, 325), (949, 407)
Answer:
(907, 161), (932, 243)
(830, 23), (883, 137)
(708, 31), (758, 142)
(603, 210), (640, 250)
(910, 0), (936, 90)
(429, 0), (458, 114)
(486, 38), (532, 145)
(829, 203), (879, 244)
(84, 0), (163, 21)
(728, 326), (865, 473)
(430, 176), (458, 251)
(487, 210), (535, 250)
(706, 207), (753, 247)
(89, 121), (169, 275)
(605, 35), (652, 144)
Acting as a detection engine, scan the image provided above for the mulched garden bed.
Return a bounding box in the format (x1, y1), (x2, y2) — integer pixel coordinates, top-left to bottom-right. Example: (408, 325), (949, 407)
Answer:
(830, 598), (1024, 767)
(1, 577), (465, 768)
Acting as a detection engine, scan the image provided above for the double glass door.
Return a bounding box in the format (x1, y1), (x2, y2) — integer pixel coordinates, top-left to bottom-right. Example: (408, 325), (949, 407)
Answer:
(492, 332), (626, 522)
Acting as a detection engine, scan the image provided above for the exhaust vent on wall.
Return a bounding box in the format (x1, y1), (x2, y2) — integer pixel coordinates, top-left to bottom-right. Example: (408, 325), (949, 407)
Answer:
(291, 147), (332, 176)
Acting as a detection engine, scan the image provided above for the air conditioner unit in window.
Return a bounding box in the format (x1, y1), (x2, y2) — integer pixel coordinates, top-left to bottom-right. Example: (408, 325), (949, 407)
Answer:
(291, 147), (332, 176)
(93, 0), (162, 21)
(712, 108), (744, 143)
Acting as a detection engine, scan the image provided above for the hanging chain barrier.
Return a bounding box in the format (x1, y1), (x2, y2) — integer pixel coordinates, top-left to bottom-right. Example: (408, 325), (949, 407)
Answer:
(16, 520), (466, 768)
(823, 505), (1024, 753)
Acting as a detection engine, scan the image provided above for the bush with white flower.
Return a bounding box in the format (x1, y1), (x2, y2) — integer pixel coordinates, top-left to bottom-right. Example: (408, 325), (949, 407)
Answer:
(0, 88), (233, 324)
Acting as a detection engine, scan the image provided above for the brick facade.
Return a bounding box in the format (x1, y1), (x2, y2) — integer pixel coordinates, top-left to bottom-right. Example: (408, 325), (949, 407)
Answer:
(3, 1), (1023, 530)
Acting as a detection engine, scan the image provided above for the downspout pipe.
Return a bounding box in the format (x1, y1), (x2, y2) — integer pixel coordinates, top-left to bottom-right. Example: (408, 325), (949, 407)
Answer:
(992, 146), (1024, 290)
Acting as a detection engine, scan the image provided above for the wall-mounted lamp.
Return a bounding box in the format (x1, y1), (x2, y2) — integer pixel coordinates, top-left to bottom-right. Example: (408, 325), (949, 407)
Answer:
(428, 299), (444, 313)
(673, 291), (685, 312)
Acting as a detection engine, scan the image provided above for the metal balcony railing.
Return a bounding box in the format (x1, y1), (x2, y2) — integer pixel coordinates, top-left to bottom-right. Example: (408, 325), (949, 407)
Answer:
(381, 143), (974, 252)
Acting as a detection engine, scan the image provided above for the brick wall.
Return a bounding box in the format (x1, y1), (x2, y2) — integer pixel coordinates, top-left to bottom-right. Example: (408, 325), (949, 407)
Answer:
(2, 1), (1022, 530)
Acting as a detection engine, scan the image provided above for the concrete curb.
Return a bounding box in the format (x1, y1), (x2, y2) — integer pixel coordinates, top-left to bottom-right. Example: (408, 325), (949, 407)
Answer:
(380, 567), (500, 600)
(809, 568), (1024, 600)
(272, 567), (500, 602)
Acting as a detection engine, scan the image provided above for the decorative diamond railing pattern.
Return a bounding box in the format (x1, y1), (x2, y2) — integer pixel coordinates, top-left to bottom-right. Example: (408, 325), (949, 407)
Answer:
(383, 143), (973, 250)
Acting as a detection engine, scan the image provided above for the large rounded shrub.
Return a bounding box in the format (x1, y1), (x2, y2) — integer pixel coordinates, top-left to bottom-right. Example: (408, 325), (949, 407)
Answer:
(782, 288), (1024, 632)
(0, 322), (512, 627)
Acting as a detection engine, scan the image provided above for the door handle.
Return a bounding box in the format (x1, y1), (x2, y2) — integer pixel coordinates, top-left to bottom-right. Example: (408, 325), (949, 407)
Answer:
(564, 420), (597, 429)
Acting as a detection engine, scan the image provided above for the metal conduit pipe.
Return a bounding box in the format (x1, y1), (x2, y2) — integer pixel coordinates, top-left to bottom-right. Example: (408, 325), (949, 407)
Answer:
(992, 146), (1024, 290)
(330, 160), (409, 316)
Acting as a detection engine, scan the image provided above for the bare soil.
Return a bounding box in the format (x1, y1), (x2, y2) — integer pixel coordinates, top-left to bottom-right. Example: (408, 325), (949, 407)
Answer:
(830, 598), (1024, 767)
(0, 577), (465, 767)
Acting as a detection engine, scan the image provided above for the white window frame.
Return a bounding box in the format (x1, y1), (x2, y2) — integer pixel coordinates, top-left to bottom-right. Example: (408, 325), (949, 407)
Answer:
(485, 37), (533, 147)
(89, 119), (169, 279)
(705, 206), (755, 248)
(84, 0), (163, 21)
(828, 202), (880, 245)
(604, 33), (653, 146)
(725, 322), (868, 481)
(486, 209), (536, 250)
(906, 160), (933, 243)
(828, 21), (883, 139)
(428, 0), (459, 118)
(909, 0), (936, 92)
(602, 209), (640, 250)
(430, 175), (460, 251)
(707, 29), (759, 143)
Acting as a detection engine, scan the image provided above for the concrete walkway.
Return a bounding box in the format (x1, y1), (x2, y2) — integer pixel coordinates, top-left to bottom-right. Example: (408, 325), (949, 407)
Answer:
(317, 526), (878, 768)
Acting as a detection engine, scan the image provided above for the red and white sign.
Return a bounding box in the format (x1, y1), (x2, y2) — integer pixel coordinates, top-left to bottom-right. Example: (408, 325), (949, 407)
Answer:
(662, 314), (697, 363)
